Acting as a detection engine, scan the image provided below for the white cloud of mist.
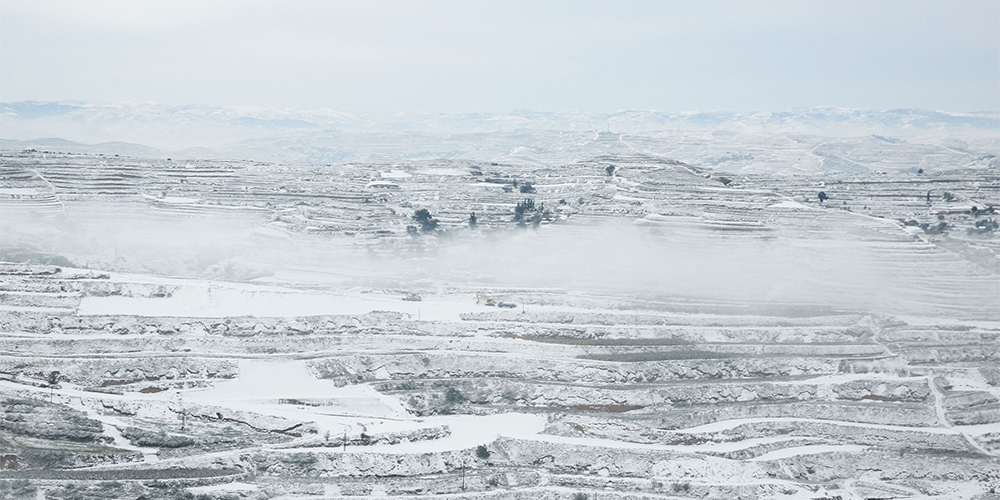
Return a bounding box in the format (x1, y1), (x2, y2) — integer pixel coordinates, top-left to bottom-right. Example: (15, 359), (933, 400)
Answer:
(419, 223), (893, 310)
(8, 205), (993, 318)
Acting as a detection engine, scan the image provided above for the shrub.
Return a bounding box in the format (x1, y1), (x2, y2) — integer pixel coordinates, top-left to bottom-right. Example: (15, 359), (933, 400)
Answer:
(519, 182), (536, 194)
(412, 209), (439, 233)
(475, 444), (490, 459)
(120, 427), (195, 448)
(444, 388), (465, 404)
(514, 199), (535, 221)
(974, 218), (998, 232)
(818, 191), (828, 203)
(919, 221), (948, 234)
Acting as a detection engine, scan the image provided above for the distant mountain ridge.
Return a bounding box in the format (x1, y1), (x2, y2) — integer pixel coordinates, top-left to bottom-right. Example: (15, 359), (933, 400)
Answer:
(2, 101), (997, 150)
(2, 102), (997, 172)
(0, 137), (167, 158)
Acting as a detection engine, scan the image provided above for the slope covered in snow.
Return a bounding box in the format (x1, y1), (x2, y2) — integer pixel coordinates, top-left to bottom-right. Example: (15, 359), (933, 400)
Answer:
(0, 147), (997, 499)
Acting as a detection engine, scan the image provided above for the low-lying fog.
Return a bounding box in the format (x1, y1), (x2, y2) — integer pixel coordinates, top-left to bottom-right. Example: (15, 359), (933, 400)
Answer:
(5, 206), (996, 319)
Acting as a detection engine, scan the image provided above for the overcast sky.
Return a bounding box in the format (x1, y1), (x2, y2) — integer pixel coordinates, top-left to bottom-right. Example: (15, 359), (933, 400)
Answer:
(1, 0), (997, 112)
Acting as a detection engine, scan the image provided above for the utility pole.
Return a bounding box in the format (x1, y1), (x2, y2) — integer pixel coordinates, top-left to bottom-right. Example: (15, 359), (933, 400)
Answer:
(343, 429), (347, 451)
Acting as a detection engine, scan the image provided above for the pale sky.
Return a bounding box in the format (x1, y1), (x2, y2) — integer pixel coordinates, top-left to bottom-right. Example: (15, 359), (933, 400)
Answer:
(1, 0), (998, 112)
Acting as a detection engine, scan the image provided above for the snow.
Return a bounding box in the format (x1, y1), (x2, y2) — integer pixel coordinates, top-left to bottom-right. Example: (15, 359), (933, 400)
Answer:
(0, 305), (77, 314)
(76, 270), (694, 321)
(354, 413), (547, 454)
(0, 187), (49, 195)
(750, 444), (865, 461)
(184, 358), (548, 454)
(250, 225), (291, 239)
(79, 282), (474, 320)
(4, 141), (1000, 497)
(153, 196), (200, 204)
(415, 168), (468, 176)
(380, 169), (411, 179)
(187, 360), (407, 418)
(530, 433), (806, 454)
(674, 417), (1000, 438)
(767, 200), (818, 210)
(188, 482), (258, 493)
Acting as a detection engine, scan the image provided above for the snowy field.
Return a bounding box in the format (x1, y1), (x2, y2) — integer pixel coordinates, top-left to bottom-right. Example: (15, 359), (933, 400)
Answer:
(0, 145), (998, 500)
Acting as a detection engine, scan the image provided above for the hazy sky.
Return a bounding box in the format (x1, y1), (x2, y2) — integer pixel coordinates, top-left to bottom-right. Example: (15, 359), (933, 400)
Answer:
(1, 0), (998, 112)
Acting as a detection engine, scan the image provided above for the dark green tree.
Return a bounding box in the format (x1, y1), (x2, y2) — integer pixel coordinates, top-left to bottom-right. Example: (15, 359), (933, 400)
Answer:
(413, 209), (439, 233)
(514, 199), (535, 221)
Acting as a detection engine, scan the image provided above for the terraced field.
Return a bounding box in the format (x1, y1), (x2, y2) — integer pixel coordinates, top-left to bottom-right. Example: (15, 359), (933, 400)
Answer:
(0, 150), (998, 499)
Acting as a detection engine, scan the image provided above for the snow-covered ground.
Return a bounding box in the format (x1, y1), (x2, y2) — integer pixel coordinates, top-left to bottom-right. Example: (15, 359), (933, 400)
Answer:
(1, 148), (997, 499)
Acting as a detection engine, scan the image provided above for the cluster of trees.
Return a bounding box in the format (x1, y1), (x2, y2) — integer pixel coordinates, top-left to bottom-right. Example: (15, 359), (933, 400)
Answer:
(970, 205), (996, 217)
(408, 209), (440, 236)
(972, 218), (998, 234)
(500, 180), (537, 194)
(409, 177), (561, 235)
(902, 218), (948, 234)
(513, 198), (535, 221)
(513, 198), (550, 228)
(409, 199), (555, 235)
(899, 207), (1000, 236)
(969, 206), (997, 233)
